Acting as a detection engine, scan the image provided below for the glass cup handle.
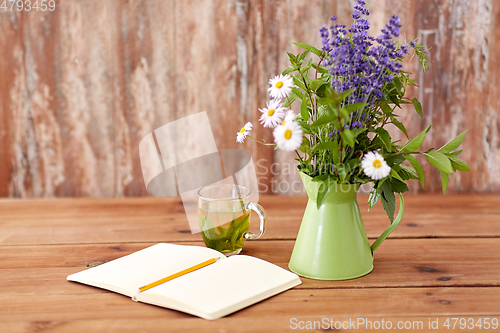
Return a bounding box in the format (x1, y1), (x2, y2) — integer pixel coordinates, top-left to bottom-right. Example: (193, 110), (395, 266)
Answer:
(244, 202), (266, 240)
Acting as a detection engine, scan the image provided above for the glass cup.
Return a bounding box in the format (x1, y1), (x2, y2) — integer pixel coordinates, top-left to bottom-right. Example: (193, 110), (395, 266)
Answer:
(198, 184), (266, 256)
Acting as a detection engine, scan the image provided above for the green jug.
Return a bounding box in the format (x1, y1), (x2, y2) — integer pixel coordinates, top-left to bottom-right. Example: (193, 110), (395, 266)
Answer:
(288, 173), (404, 280)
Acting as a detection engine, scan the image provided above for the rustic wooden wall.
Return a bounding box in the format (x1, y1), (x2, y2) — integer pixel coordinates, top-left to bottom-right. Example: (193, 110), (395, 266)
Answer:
(0, 0), (498, 198)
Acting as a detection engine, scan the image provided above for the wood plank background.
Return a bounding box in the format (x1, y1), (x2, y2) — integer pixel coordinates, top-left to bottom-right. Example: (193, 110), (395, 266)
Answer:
(0, 0), (497, 198)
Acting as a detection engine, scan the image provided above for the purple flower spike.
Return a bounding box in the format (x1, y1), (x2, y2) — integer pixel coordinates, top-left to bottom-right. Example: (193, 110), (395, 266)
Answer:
(318, 0), (411, 110)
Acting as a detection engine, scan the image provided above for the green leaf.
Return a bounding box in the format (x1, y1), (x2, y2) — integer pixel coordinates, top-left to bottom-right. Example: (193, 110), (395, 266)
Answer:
(292, 76), (307, 91)
(425, 151), (453, 174)
(316, 183), (331, 209)
(368, 188), (381, 210)
(311, 62), (329, 74)
(299, 136), (312, 154)
(298, 50), (310, 61)
(337, 89), (354, 103)
(311, 174), (329, 182)
(300, 122), (314, 134)
(300, 95), (309, 121)
(311, 176), (335, 208)
(291, 87), (304, 100)
(401, 125), (431, 153)
(341, 129), (355, 147)
(229, 214), (250, 248)
(398, 164), (419, 180)
(405, 154), (425, 188)
(309, 79), (324, 92)
(338, 107), (350, 120)
(446, 154), (471, 172)
(390, 95), (401, 108)
(299, 64), (312, 76)
(292, 42), (324, 57)
(412, 97), (423, 119)
(375, 128), (392, 151)
(336, 164), (351, 182)
(282, 67), (296, 75)
(312, 141), (339, 153)
(330, 150), (340, 164)
(391, 117), (409, 138)
(390, 177), (409, 193)
(437, 130), (468, 154)
(315, 82), (328, 96)
(317, 97), (337, 105)
(216, 225), (228, 238)
(380, 182), (396, 222)
(380, 102), (393, 115)
(284, 94), (297, 108)
(311, 113), (335, 127)
(318, 87), (351, 107)
(440, 171), (449, 194)
(346, 156), (361, 167)
(350, 128), (367, 142)
(287, 52), (297, 64)
(385, 155), (405, 167)
(393, 77), (403, 94)
(390, 168), (405, 183)
(448, 149), (463, 156)
(375, 178), (388, 189)
(343, 102), (368, 113)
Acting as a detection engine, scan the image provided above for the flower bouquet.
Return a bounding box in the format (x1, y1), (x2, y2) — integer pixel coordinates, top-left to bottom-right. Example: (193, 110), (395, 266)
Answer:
(235, 1), (470, 280)
(237, 0), (469, 222)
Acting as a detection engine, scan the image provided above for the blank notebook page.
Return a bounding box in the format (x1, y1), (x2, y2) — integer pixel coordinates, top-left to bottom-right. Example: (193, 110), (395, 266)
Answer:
(143, 255), (299, 314)
(67, 243), (224, 296)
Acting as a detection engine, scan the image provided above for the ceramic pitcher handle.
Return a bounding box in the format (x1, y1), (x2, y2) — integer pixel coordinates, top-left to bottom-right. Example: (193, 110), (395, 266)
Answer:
(244, 202), (267, 240)
(370, 193), (404, 253)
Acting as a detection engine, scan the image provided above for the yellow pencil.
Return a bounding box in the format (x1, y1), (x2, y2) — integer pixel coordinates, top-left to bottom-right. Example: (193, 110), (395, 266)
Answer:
(138, 257), (219, 293)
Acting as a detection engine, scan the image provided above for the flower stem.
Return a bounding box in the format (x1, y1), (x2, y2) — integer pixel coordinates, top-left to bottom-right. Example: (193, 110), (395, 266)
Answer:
(295, 149), (304, 162)
(248, 136), (276, 146)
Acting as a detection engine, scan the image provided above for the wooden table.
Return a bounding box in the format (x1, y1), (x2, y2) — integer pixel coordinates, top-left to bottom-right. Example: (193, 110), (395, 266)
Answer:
(1, 195), (499, 332)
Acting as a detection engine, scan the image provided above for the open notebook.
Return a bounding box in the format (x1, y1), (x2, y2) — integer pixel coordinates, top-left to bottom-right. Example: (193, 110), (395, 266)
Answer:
(67, 243), (301, 320)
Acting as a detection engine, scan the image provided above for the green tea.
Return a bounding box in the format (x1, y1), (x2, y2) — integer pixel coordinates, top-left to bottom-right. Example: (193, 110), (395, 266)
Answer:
(199, 207), (251, 255)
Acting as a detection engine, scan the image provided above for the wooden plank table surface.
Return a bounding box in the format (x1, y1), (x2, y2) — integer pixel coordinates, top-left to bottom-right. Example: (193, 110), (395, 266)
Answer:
(1, 194), (499, 332)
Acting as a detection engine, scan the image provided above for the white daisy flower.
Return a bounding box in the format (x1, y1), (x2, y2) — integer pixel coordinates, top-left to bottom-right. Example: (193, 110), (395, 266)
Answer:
(361, 151), (391, 180)
(273, 120), (303, 151)
(236, 122), (253, 143)
(268, 74), (294, 99)
(259, 99), (286, 128)
(280, 110), (296, 126)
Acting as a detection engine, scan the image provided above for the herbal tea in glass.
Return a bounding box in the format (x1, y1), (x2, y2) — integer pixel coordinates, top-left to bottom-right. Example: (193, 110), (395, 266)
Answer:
(198, 184), (266, 256)
(199, 206), (250, 255)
